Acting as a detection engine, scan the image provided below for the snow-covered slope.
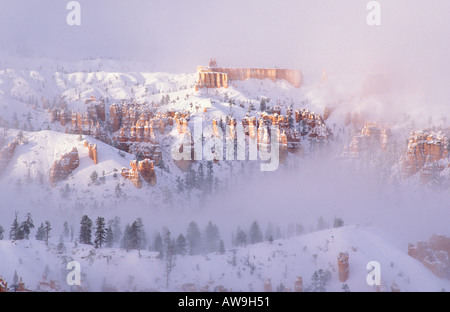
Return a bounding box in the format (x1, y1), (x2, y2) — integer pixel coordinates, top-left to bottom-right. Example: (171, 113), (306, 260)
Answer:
(1, 226), (448, 292)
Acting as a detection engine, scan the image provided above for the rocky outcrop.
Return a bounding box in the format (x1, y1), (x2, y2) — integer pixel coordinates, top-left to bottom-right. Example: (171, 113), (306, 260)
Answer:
(138, 159), (157, 186)
(401, 130), (449, 180)
(0, 138), (19, 174)
(337, 252), (349, 282)
(128, 143), (162, 165)
(196, 65), (303, 89)
(84, 141), (98, 164)
(122, 159), (157, 188)
(49, 147), (80, 187)
(408, 234), (450, 280)
(0, 276), (7, 292)
(50, 96), (106, 136)
(294, 277), (303, 292)
(346, 122), (390, 157)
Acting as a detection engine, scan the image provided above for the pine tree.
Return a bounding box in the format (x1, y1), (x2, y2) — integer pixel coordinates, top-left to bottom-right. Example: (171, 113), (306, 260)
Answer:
(317, 216), (326, 230)
(341, 284), (350, 292)
(12, 270), (19, 292)
(307, 269), (331, 292)
(249, 221), (263, 244)
(264, 222), (274, 242)
(121, 224), (132, 250)
(35, 223), (45, 241)
(197, 163), (205, 190)
(153, 232), (163, 255)
(235, 227), (247, 247)
(44, 221), (52, 245)
(0, 225), (4, 240)
(175, 234), (187, 255)
(79, 215), (93, 245)
(109, 216), (122, 246)
(333, 217), (344, 228)
(165, 231), (175, 288)
(206, 161), (214, 194)
(122, 218), (146, 252)
(9, 212), (20, 240)
(57, 235), (65, 253)
(204, 221), (220, 253)
(105, 226), (114, 248)
(19, 213), (34, 240)
(94, 217), (107, 248)
(90, 171), (98, 184)
(131, 218), (146, 252)
(63, 221), (70, 239)
(176, 176), (185, 193)
(186, 221), (202, 255)
(219, 240), (225, 254)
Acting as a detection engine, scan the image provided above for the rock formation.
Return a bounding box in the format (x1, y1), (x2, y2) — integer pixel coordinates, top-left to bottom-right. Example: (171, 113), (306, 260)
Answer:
(122, 160), (142, 188)
(0, 276), (7, 292)
(196, 64), (303, 89)
(49, 147), (80, 187)
(337, 252), (349, 282)
(122, 159), (157, 188)
(408, 234), (450, 279)
(347, 122), (390, 157)
(84, 141), (98, 164)
(138, 159), (157, 186)
(401, 130), (449, 180)
(294, 277), (303, 292)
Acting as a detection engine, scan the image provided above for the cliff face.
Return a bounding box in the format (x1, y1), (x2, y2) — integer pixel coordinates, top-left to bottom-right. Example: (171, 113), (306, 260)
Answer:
(49, 147), (80, 187)
(401, 130), (449, 180)
(196, 66), (302, 89)
(408, 235), (450, 279)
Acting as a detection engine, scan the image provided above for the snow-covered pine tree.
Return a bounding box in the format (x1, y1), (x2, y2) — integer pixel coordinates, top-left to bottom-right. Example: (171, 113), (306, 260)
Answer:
(44, 221), (51, 245)
(175, 234), (187, 255)
(186, 221), (202, 255)
(249, 221), (263, 244)
(57, 235), (65, 253)
(131, 218), (146, 252)
(0, 225), (4, 240)
(341, 284), (350, 292)
(19, 213), (34, 240)
(153, 232), (163, 256)
(235, 227), (247, 247)
(219, 240), (225, 254)
(9, 212), (21, 240)
(204, 221), (220, 253)
(79, 215), (93, 245)
(12, 270), (19, 292)
(165, 232), (176, 288)
(63, 221), (70, 239)
(94, 217), (107, 248)
(121, 224), (132, 251)
(35, 223), (45, 241)
(109, 216), (122, 246)
(105, 225), (114, 248)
